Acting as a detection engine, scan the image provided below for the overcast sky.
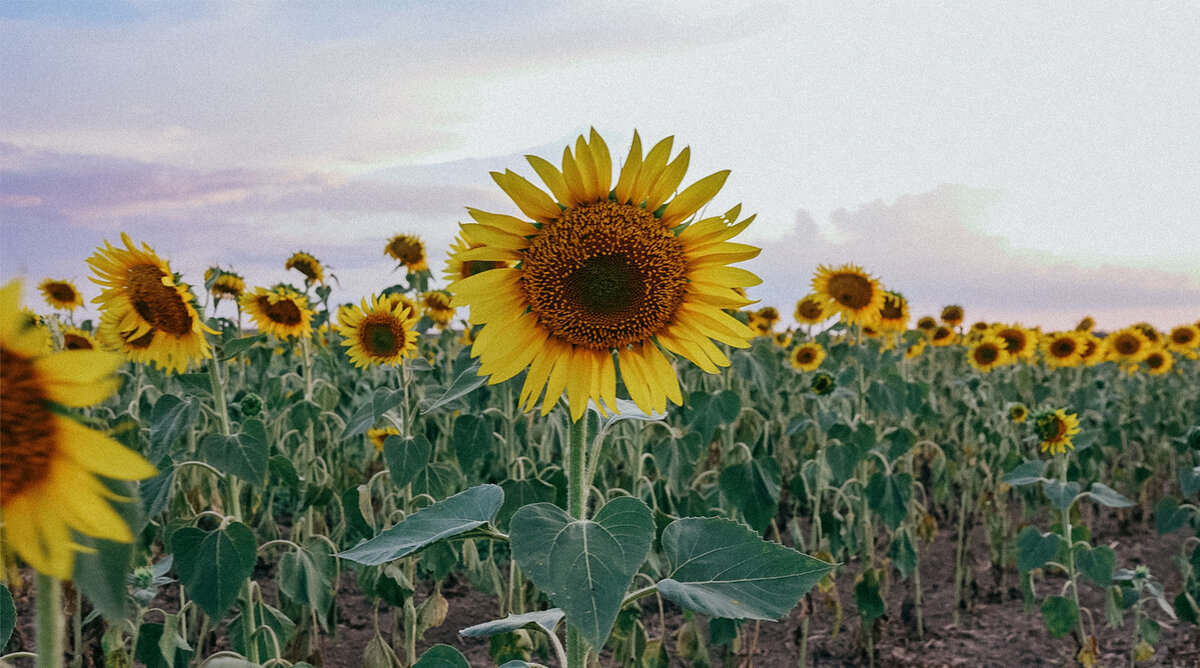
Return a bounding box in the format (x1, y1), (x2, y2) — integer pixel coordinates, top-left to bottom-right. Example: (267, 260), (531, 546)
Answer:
(2, 1), (1198, 329)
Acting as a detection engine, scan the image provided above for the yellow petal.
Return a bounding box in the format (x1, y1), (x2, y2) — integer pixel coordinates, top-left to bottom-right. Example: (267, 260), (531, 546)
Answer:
(689, 266), (762, 288)
(661, 170), (730, 226)
(565, 346), (590, 422)
(34, 350), (123, 407)
(2, 494), (71, 579)
(646, 345), (684, 407)
(588, 128), (612, 197)
(645, 146), (691, 212)
(458, 223), (529, 250)
(466, 208), (537, 236)
(47, 465), (133, 542)
(574, 135), (599, 202)
(541, 345), (572, 416)
(629, 135), (674, 205)
(526, 154), (573, 206)
(561, 146), (590, 207)
(58, 417), (158, 480)
(491, 170), (561, 223)
(598, 351), (617, 414)
(614, 131), (643, 204)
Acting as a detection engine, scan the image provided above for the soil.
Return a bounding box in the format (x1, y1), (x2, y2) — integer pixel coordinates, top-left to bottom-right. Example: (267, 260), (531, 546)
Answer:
(5, 508), (1198, 667)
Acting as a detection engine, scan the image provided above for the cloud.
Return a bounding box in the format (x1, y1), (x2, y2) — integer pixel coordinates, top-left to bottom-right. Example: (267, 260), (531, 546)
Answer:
(747, 184), (1200, 330)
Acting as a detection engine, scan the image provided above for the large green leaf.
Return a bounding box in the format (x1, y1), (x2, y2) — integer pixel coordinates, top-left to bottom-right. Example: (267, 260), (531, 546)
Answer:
(1155, 497), (1190, 534)
(149, 395), (198, 462)
(200, 418), (269, 485)
(343, 387), (407, 439)
(497, 477), (556, 530)
(459, 608), (565, 637)
(1087, 482), (1133, 508)
(218, 334), (266, 360)
(1075, 544), (1115, 586)
(278, 538), (334, 621)
(1002, 460), (1045, 486)
(719, 458), (781, 533)
(853, 567), (886, 620)
(824, 443), (859, 485)
(656, 517), (835, 620)
(453, 413), (494, 471)
(383, 435), (432, 488)
(1016, 526), (1061, 572)
(339, 484), (503, 566)
(412, 643), (470, 668)
(1043, 479), (1081, 511)
(866, 471), (912, 530)
(510, 496), (654, 650)
(171, 521), (257, 619)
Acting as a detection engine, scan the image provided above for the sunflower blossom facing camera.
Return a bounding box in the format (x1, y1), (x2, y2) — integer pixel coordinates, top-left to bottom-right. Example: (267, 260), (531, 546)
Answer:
(1034, 408), (1081, 456)
(1, 280), (157, 579)
(340, 294), (420, 369)
(812, 264), (884, 327)
(241, 286), (313, 339)
(448, 129), (760, 421)
(39, 279), (84, 311)
(794, 294), (829, 326)
(790, 342), (825, 372)
(88, 233), (214, 373)
(967, 334), (1010, 373)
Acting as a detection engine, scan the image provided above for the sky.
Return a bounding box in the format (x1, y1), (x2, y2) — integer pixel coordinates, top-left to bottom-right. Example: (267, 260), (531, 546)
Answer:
(2, 1), (1199, 330)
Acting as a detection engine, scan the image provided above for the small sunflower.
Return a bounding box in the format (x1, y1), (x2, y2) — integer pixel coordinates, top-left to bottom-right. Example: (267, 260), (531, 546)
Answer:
(339, 294), (420, 369)
(241, 286), (314, 339)
(794, 294), (830, 326)
(448, 129), (760, 420)
(1104, 327), (1150, 366)
(967, 335), (1010, 373)
(420, 290), (455, 329)
(1075, 316), (1095, 332)
(367, 426), (401, 452)
(1033, 408), (1081, 456)
(930, 325), (958, 347)
(385, 234), (429, 273)
(60, 327), (97, 351)
(205, 267), (245, 303)
(811, 264), (884, 327)
(1, 280), (157, 578)
(773, 330), (793, 348)
(1077, 332), (1103, 366)
(88, 233), (214, 374)
(444, 232), (511, 284)
(877, 291), (909, 333)
(1140, 348), (1173, 375)
(1008, 403), (1029, 423)
(915, 316), (938, 333)
(940, 305), (964, 327)
(754, 306), (780, 329)
(790, 342), (825, 372)
(810, 371), (836, 395)
(285, 251), (325, 285)
(905, 339), (927, 359)
(748, 314), (771, 337)
(969, 321), (990, 334)
(1168, 324), (1199, 356)
(1132, 322), (1162, 345)
(1041, 332), (1083, 369)
(39, 279), (84, 311)
(992, 324), (1036, 361)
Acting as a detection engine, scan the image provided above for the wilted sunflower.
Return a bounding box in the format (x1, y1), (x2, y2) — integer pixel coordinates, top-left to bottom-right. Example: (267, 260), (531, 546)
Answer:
(940, 304), (964, 327)
(812, 264), (884, 326)
(285, 251), (325, 285)
(794, 294), (829, 326)
(385, 234), (429, 273)
(1140, 349), (1173, 375)
(916, 316), (938, 333)
(992, 324), (1036, 361)
(877, 291), (909, 332)
(205, 268), (245, 303)
(448, 129), (760, 420)
(1104, 327), (1150, 366)
(421, 290), (455, 329)
(790, 342), (825, 372)
(339, 294), (420, 369)
(0, 280), (157, 578)
(810, 371), (836, 395)
(241, 286), (314, 339)
(88, 233), (214, 374)
(367, 426), (401, 452)
(39, 279), (84, 311)
(930, 325), (957, 347)
(967, 335), (1010, 372)
(1008, 403), (1029, 423)
(1033, 408), (1081, 456)
(1075, 316), (1095, 332)
(1167, 325), (1199, 356)
(1042, 331), (1084, 369)
(60, 327), (97, 351)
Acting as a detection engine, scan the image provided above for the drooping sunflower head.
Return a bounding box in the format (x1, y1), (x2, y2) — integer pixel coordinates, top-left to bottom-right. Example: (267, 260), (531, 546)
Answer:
(1042, 332), (1083, 368)
(39, 279), (84, 311)
(940, 304), (964, 326)
(421, 290), (455, 329)
(88, 233), (214, 373)
(448, 129), (761, 420)
(367, 426), (400, 452)
(967, 335), (1010, 373)
(810, 371), (836, 396)
(1104, 327), (1150, 365)
(790, 342), (825, 372)
(1033, 408), (1081, 456)
(240, 286), (313, 339)
(1075, 316), (1095, 332)
(794, 294), (830, 325)
(444, 230), (510, 283)
(811, 264), (884, 327)
(930, 325), (957, 346)
(992, 324), (1036, 360)
(385, 234), (429, 273)
(285, 251), (325, 285)
(1008, 402), (1029, 423)
(970, 321), (991, 333)
(339, 294), (420, 369)
(877, 291), (909, 332)
(60, 326), (97, 351)
(205, 267), (246, 303)
(1140, 348), (1173, 375)
(916, 316), (938, 332)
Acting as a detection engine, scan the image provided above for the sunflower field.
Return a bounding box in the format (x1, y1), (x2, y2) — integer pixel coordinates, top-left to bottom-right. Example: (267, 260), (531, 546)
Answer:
(2, 131), (1199, 668)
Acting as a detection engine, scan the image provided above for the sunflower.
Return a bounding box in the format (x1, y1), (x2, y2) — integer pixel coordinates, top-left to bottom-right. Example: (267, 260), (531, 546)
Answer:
(754, 306), (780, 329)
(367, 426), (401, 452)
(992, 324), (1036, 361)
(810, 371), (836, 395)
(240, 286), (314, 339)
(811, 264), (884, 327)
(916, 316), (938, 333)
(88, 233), (214, 374)
(877, 291), (909, 333)
(339, 294), (420, 369)
(39, 279), (84, 311)
(444, 231), (511, 285)
(969, 321), (990, 334)
(790, 342), (825, 372)
(1008, 403), (1029, 423)
(773, 331), (793, 348)
(1041, 331), (1084, 369)
(1104, 327), (1150, 366)
(60, 327), (97, 351)
(1167, 324), (1199, 357)
(421, 291), (455, 329)
(1077, 332), (1103, 366)
(967, 335), (1010, 372)
(930, 325), (957, 347)
(905, 339), (927, 359)
(940, 305), (964, 327)
(1075, 316), (1095, 332)
(794, 294), (829, 326)
(385, 234), (429, 273)
(205, 268), (245, 303)
(1140, 348), (1173, 375)
(1132, 322), (1162, 345)
(285, 251), (325, 285)
(448, 129), (760, 420)
(1, 280), (157, 578)
(1033, 408), (1081, 456)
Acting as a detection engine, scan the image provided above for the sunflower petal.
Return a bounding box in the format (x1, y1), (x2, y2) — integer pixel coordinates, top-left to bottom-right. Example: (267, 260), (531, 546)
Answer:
(467, 208), (538, 236)
(588, 128), (612, 197)
(661, 170), (730, 226)
(34, 350), (123, 407)
(645, 147), (691, 212)
(58, 417), (158, 480)
(614, 131), (643, 204)
(526, 154), (573, 206)
(491, 170), (561, 223)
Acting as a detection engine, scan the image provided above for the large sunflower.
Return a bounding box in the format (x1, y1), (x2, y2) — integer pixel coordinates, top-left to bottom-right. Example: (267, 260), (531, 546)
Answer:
(877, 291), (909, 333)
(39, 279), (84, 311)
(811, 264), (884, 327)
(339, 294), (420, 368)
(790, 342), (825, 372)
(794, 294), (830, 326)
(448, 129), (760, 420)
(285, 251), (325, 285)
(386, 234), (429, 273)
(1, 280), (157, 578)
(1034, 408), (1081, 456)
(241, 286), (314, 339)
(1042, 331), (1084, 369)
(967, 335), (1010, 373)
(88, 233), (214, 373)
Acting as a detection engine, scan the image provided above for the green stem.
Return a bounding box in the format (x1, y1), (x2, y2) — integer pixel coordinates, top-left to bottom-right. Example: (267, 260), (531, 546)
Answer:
(36, 574), (63, 668)
(207, 343), (242, 520)
(567, 416), (589, 668)
(952, 485), (969, 626)
(1060, 456), (1087, 644)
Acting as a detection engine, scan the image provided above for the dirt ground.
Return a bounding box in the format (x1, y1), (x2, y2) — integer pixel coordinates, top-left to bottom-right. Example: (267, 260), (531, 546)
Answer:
(5, 507), (1198, 667)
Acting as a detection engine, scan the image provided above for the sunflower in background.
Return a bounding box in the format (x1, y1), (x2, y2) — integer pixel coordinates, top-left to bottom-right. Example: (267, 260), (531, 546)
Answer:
(339, 294), (420, 369)
(60, 326), (97, 351)
(750, 306), (780, 336)
(790, 342), (825, 371)
(1104, 327), (1151, 368)
(39, 279), (84, 311)
(1, 280), (157, 578)
(1077, 332), (1103, 366)
(773, 330), (793, 348)
(930, 325), (958, 347)
(367, 426), (401, 452)
(940, 304), (964, 328)
(794, 294), (829, 327)
(241, 286), (314, 339)
(448, 129), (760, 420)
(1034, 408), (1081, 456)
(88, 233), (214, 373)
(905, 339), (928, 359)
(1041, 331), (1084, 369)
(915, 316), (938, 333)
(992, 324), (1037, 362)
(1139, 348), (1173, 375)
(967, 334), (1010, 372)
(877, 291), (909, 333)
(285, 251), (325, 286)
(1167, 324), (1199, 359)
(812, 264), (884, 327)
(205, 267), (246, 304)
(386, 234), (429, 273)
(1131, 322), (1162, 346)
(1008, 403), (1029, 423)
(810, 371), (836, 395)
(1075, 316), (1095, 332)
(421, 291), (455, 329)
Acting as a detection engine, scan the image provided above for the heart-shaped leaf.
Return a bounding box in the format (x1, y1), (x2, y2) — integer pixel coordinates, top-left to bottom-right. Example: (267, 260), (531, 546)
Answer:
(339, 484), (503, 566)
(383, 435), (432, 489)
(171, 521), (257, 619)
(1016, 526), (1062, 572)
(719, 459), (781, 533)
(1041, 595), (1078, 637)
(1087, 482), (1133, 508)
(867, 472), (912, 530)
(411, 644), (469, 668)
(656, 517), (835, 620)
(200, 419), (269, 486)
(1075, 544), (1115, 586)
(1043, 479), (1081, 511)
(510, 496), (654, 650)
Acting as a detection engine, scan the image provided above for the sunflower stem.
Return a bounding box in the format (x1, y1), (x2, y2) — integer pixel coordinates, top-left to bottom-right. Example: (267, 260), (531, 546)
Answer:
(1060, 454), (1087, 645)
(207, 341), (241, 520)
(567, 415), (590, 668)
(36, 573), (63, 668)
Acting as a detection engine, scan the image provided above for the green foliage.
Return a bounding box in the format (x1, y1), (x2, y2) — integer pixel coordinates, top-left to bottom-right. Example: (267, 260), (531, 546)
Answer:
(170, 521), (258, 619)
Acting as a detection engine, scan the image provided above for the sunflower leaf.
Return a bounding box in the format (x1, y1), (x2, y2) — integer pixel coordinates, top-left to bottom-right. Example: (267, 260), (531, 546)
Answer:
(170, 521), (257, 620)
(422, 362), (488, 414)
